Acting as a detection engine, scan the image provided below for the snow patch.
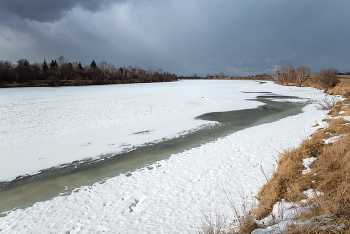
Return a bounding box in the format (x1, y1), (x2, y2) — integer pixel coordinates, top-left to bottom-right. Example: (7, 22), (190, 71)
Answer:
(302, 189), (325, 199)
(302, 157), (317, 174)
(323, 134), (348, 144)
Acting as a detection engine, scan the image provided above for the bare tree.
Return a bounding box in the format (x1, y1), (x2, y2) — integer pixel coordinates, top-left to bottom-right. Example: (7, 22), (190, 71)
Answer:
(279, 61), (286, 83)
(285, 63), (294, 82)
(99, 60), (108, 76)
(71, 62), (78, 70)
(148, 67), (153, 82)
(57, 56), (65, 67)
(295, 66), (310, 84)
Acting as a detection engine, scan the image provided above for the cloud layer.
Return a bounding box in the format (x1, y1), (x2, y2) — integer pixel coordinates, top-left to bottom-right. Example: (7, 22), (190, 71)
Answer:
(0, 0), (120, 22)
(1, 0), (349, 76)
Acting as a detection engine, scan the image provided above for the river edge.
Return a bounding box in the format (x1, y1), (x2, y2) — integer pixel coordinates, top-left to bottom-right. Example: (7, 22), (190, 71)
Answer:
(0, 93), (310, 216)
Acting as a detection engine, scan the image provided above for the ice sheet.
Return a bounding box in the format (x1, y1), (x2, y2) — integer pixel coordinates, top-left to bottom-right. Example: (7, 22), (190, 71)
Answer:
(0, 80), (328, 233)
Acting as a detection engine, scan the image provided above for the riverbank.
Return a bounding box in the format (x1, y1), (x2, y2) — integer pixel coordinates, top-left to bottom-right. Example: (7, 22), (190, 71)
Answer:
(0, 78), (178, 88)
(250, 98), (350, 234)
(200, 77), (350, 233)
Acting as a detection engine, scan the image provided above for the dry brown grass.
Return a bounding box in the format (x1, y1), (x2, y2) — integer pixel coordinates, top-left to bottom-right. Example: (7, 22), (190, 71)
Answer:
(305, 75), (350, 97)
(311, 118), (350, 141)
(313, 137), (350, 219)
(254, 138), (323, 220)
(253, 101), (350, 233)
(282, 136), (350, 233)
(327, 76), (350, 97)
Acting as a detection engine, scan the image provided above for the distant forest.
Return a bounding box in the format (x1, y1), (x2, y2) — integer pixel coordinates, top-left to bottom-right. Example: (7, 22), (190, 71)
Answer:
(0, 56), (178, 87)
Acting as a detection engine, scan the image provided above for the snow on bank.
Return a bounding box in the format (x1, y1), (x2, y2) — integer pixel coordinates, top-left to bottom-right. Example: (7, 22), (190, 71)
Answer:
(0, 81), (328, 233)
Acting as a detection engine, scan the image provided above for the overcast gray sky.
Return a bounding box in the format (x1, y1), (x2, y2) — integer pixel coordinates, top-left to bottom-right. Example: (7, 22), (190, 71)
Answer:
(0, 0), (349, 76)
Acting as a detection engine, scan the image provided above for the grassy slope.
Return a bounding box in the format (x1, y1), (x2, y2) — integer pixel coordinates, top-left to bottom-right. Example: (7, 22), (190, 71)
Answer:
(254, 98), (350, 233)
(200, 75), (350, 233)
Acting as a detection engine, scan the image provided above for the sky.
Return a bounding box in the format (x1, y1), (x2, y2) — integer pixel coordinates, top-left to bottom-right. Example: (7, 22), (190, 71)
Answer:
(0, 0), (349, 76)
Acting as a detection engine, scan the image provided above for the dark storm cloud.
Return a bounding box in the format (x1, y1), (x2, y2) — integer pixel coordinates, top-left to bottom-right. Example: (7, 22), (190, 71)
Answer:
(1, 0), (350, 76)
(0, 0), (119, 22)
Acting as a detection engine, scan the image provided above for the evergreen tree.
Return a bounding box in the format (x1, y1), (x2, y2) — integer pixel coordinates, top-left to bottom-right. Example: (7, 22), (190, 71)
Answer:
(42, 59), (48, 71)
(49, 60), (58, 69)
(50, 60), (56, 69)
(90, 60), (97, 70)
(78, 62), (83, 70)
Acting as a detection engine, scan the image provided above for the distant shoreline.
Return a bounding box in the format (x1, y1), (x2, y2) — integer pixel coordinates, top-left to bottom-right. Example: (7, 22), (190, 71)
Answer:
(0, 78), (178, 88)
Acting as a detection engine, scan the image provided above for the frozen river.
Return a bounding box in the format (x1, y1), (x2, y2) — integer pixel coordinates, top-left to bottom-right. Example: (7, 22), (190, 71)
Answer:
(0, 80), (328, 233)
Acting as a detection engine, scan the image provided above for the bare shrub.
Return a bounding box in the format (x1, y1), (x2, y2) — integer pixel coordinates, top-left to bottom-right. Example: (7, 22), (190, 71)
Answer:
(314, 68), (340, 90)
(224, 189), (258, 233)
(315, 95), (341, 110)
(200, 189), (258, 234)
(199, 211), (228, 234)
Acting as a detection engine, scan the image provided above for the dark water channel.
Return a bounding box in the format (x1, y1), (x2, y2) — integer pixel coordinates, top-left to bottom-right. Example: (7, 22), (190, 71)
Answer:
(0, 94), (310, 216)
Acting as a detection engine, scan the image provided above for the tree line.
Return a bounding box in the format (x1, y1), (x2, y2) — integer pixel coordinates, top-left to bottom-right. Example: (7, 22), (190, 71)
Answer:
(271, 61), (341, 90)
(271, 62), (310, 85)
(0, 56), (178, 87)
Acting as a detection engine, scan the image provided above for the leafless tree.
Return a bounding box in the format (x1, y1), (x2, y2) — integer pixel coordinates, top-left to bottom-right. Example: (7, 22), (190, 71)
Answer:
(99, 61), (108, 76)
(286, 63), (295, 82)
(295, 66), (310, 84)
(316, 68), (339, 90)
(57, 56), (66, 67)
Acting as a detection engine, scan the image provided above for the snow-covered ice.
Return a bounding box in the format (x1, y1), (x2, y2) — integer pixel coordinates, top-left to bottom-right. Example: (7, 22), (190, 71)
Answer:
(1, 80), (265, 181)
(0, 80), (329, 233)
